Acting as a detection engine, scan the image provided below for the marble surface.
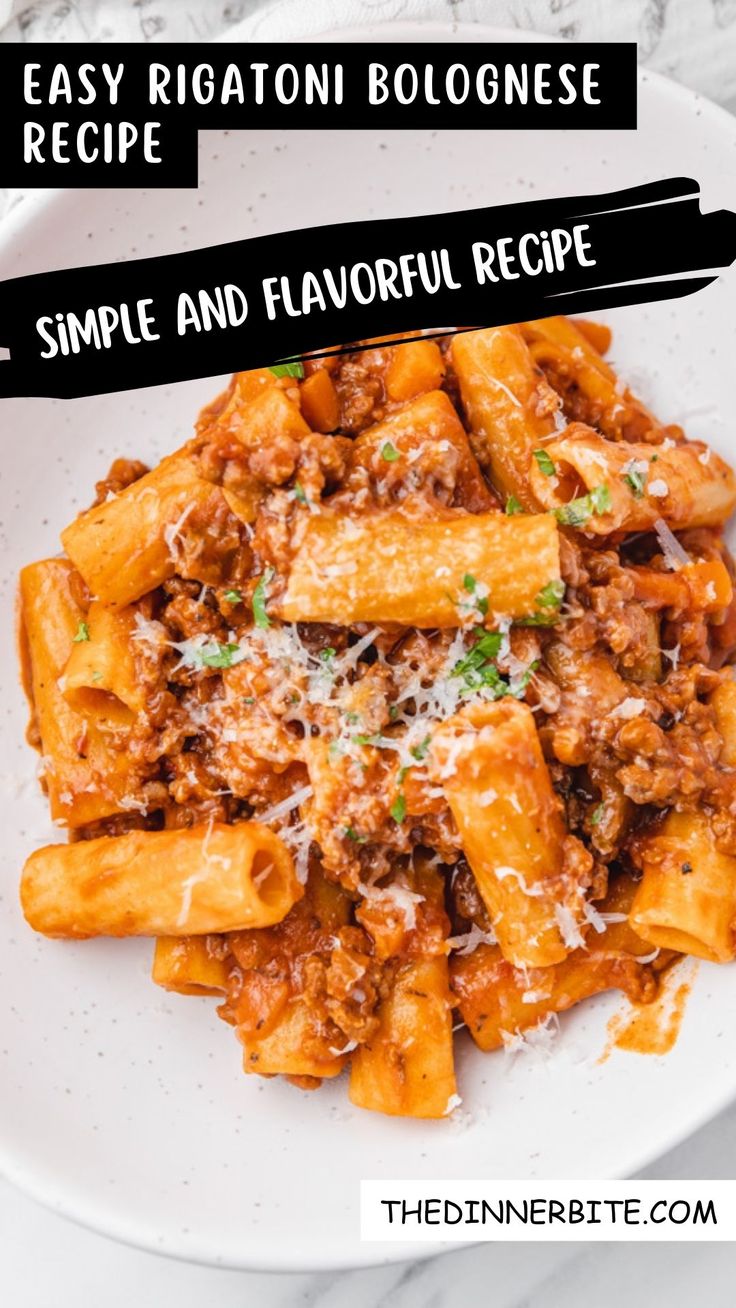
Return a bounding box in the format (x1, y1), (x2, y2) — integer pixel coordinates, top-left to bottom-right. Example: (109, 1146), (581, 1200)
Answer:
(1, 2), (736, 1304)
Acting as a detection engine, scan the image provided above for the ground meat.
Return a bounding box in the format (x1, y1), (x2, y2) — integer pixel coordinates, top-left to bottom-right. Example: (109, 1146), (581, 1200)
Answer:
(92, 457), (149, 506)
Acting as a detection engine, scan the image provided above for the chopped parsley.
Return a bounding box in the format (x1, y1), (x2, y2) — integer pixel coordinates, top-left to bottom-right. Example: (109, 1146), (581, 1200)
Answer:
(199, 641), (243, 670)
(243, 696), (255, 704)
(554, 483), (611, 527)
(390, 793), (406, 823)
(381, 441), (400, 462)
(319, 646), (336, 662)
(590, 802), (605, 827)
(451, 631), (504, 693)
(269, 359), (304, 379)
(450, 629), (537, 700)
(252, 566), (275, 629)
(622, 467), (646, 499)
(505, 494), (523, 515)
(533, 448), (556, 477)
(292, 482), (307, 503)
(223, 588), (242, 604)
(343, 825), (367, 844)
(72, 621), (90, 643)
(410, 735), (431, 762)
(518, 578), (566, 627)
(461, 573), (489, 616)
(388, 704), (399, 721)
(536, 579), (566, 610)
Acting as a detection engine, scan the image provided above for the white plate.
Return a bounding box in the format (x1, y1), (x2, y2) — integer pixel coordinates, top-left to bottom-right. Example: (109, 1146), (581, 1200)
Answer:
(1, 23), (736, 1273)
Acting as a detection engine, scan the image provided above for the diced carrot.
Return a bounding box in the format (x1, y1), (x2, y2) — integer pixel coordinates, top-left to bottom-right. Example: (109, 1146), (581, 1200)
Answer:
(630, 559), (732, 613)
(685, 558), (733, 612)
(573, 318), (612, 357)
(385, 339), (445, 402)
(300, 368), (340, 432)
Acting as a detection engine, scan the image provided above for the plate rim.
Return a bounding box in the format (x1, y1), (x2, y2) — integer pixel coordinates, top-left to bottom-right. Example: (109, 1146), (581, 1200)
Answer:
(1, 19), (735, 1273)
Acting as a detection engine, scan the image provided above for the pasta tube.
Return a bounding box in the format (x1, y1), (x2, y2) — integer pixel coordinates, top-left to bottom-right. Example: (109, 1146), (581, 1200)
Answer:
(19, 558), (145, 825)
(349, 956), (457, 1118)
(233, 865), (353, 1081)
(350, 858), (456, 1118)
(347, 389), (495, 512)
(631, 810), (736, 963)
(711, 679), (736, 767)
(451, 325), (560, 508)
(62, 600), (147, 726)
(431, 700), (586, 967)
(452, 873), (661, 1051)
(61, 445), (218, 606)
(528, 424), (736, 533)
(21, 821), (302, 939)
(152, 935), (232, 995)
(279, 510), (560, 626)
(521, 316), (660, 442)
(241, 1000), (346, 1081)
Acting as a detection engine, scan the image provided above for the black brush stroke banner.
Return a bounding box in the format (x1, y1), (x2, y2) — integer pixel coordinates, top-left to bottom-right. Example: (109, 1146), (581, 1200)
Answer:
(0, 43), (637, 187)
(0, 177), (733, 400)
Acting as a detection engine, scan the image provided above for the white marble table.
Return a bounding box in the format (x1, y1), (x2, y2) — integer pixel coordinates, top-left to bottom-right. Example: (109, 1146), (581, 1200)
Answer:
(1, 2), (736, 1303)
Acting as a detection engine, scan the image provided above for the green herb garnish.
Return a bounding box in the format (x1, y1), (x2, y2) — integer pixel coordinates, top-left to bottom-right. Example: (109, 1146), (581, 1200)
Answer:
(320, 646), (336, 662)
(461, 573), (489, 616)
(533, 448), (556, 477)
(343, 825), (367, 844)
(518, 579), (566, 627)
(450, 629), (537, 700)
(537, 579), (565, 610)
(269, 359), (304, 379)
(292, 482), (307, 503)
(450, 630), (504, 692)
(223, 588), (242, 604)
(390, 794), (406, 823)
(200, 641), (242, 670)
(410, 735), (431, 762)
(590, 802), (605, 827)
(73, 621), (90, 643)
(622, 467), (646, 499)
(381, 441), (400, 462)
(554, 483), (611, 527)
(505, 494), (523, 515)
(252, 566), (275, 629)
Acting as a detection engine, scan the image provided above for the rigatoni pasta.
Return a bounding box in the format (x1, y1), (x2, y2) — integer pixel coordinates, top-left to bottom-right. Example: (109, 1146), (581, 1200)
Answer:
(279, 509), (561, 626)
(16, 315), (736, 1118)
(22, 821), (302, 938)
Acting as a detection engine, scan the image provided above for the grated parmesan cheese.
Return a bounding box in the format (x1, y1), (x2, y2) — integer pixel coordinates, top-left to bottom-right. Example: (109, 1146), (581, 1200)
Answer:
(654, 518), (689, 571)
(357, 877), (425, 931)
(447, 922), (498, 956)
(554, 903), (586, 950)
(610, 697), (647, 721)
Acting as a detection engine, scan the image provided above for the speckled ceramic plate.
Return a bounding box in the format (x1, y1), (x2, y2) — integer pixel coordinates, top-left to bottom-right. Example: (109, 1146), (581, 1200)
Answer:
(1, 23), (736, 1273)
